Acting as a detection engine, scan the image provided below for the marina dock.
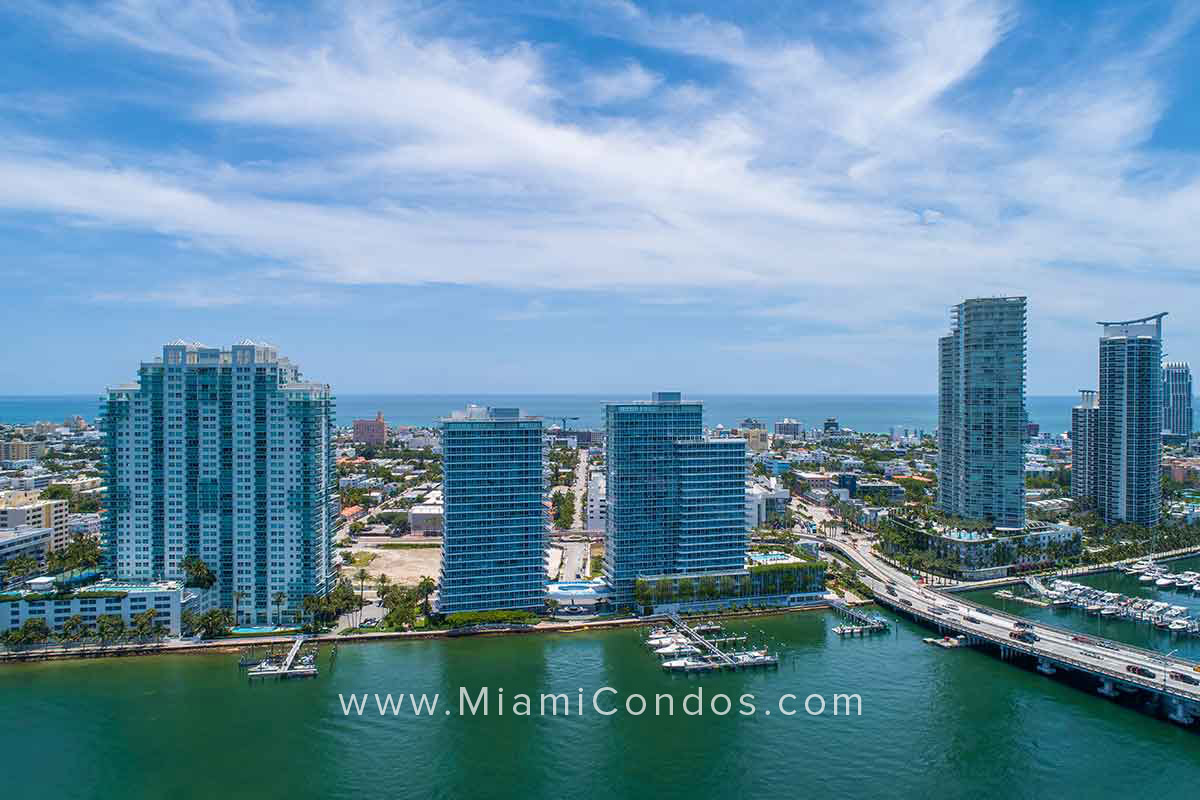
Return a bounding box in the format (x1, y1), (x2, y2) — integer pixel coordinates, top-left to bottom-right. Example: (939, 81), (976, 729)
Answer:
(645, 615), (778, 673)
(244, 636), (320, 680)
(828, 598), (890, 635)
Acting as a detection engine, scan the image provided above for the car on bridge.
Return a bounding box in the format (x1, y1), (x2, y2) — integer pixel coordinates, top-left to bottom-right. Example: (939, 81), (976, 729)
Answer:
(1169, 671), (1200, 686)
(1009, 630), (1039, 643)
(1126, 665), (1156, 679)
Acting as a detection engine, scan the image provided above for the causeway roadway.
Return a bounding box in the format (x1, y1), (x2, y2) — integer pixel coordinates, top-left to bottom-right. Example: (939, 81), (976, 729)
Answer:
(826, 536), (1200, 724)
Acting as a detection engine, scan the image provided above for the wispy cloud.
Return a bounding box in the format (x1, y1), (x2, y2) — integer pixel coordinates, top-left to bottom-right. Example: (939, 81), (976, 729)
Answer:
(3, 0), (1199, 327)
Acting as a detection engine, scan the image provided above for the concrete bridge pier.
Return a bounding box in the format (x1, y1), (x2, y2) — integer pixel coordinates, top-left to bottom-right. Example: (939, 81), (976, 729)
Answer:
(1097, 679), (1120, 698)
(1036, 659), (1057, 676)
(1165, 697), (1198, 725)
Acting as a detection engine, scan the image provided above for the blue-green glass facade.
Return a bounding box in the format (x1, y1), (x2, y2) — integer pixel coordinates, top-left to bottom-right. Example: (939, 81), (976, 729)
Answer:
(439, 407), (547, 613)
(604, 392), (747, 606)
(937, 297), (1027, 529)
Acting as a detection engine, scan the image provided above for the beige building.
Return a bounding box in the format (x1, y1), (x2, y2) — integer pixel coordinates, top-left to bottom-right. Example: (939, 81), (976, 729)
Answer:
(0, 493), (70, 551)
(0, 440), (48, 460)
(745, 428), (769, 453)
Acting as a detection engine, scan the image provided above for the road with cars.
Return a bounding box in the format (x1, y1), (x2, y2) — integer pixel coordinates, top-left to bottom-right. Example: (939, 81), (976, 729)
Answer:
(833, 537), (1200, 702)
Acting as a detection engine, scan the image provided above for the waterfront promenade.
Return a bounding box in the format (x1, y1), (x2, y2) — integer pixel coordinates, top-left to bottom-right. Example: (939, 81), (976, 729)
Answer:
(0, 601), (835, 663)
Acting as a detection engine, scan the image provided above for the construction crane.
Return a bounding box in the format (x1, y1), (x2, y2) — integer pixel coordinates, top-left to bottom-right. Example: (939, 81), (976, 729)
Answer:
(556, 416), (580, 431)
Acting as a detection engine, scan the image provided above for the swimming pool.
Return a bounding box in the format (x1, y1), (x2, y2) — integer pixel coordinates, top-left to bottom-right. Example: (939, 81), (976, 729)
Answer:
(230, 625), (299, 635)
(749, 552), (794, 564)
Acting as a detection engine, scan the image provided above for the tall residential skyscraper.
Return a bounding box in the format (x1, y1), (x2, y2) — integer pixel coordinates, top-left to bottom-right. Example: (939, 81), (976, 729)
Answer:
(438, 405), (546, 613)
(1163, 362), (1194, 437)
(101, 341), (336, 622)
(604, 392), (746, 606)
(1071, 390), (1100, 503)
(937, 297), (1027, 529)
(1096, 315), (1165, 526)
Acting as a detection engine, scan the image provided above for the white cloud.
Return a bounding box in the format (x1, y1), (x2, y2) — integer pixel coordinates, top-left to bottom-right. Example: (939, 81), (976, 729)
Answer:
(3, 0), (1198, 334)
(583, 61), (661, 104)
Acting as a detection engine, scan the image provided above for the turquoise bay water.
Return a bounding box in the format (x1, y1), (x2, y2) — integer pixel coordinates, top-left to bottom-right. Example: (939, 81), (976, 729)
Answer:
(0, 393), (1099, 434)
(2, 609), (1198, 799)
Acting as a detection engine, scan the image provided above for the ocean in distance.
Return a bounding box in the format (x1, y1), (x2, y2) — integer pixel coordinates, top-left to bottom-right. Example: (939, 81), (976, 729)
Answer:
(0, 393), (1099, 435)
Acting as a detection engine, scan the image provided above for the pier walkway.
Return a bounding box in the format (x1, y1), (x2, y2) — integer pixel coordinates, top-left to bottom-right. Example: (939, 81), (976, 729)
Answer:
(667, 614), (734, 666)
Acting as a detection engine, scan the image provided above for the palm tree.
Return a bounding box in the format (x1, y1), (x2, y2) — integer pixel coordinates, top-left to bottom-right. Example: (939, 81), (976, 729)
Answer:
(61, 615), (85, 648)
(232, 591), (246, 626)
(355, 568), (370, 628)
(375, 574), (391, 607)
(301, 595), (321, 629)
(273, 591), (287, 626)
(416, 576), (436, 616)
(547, 598), (560, 618)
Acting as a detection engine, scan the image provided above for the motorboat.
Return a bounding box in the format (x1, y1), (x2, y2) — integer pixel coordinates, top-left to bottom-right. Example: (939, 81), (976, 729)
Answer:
(1100, 606), (1120, 617)
(654, 643), (700, 657)
(1155, 576), (1176, 588)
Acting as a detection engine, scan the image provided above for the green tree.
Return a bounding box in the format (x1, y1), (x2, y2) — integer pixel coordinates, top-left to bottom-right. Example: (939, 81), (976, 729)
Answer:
(180, 555), (216, 589)
(20, 617), (51, 647)
(60, 614), (87, 646)
(232, 591), (246, 625)
(547, 598), (560, 617)
(551, 490), (576, 530)
(677, 578), (695, 601)
(273, 591), (288, 626)
(181, 609), (199, 637)
(196, 609), (234, 639)
(2, 554), (39, 583)
(416, 576), (437, 616)
(46, 534), (102, 574)
(633, 579), (652, 608)
(132, 608), (157, 640)
(355, 568), (370, 627)
(97, 615), (125, 647)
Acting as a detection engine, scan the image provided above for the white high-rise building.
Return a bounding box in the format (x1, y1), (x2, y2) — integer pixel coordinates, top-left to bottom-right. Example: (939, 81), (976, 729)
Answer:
(1163, 362), (1193, 438)
(102, 341), (337, 623)
(586, 469), (606, 532)
(1070, 390), (1100, 504)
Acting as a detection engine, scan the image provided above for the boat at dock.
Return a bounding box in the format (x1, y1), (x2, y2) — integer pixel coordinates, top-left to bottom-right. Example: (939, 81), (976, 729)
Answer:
(646, 614), (779, 673)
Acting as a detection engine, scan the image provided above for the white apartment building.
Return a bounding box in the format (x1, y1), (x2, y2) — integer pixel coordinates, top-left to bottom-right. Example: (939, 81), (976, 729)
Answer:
(586, 470), (606, 532)
(102, 341), (337, 624)
(0, 578), (184, 636)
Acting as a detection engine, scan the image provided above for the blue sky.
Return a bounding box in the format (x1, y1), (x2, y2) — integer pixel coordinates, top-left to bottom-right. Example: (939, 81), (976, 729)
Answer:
(2, 0), (1199, 395)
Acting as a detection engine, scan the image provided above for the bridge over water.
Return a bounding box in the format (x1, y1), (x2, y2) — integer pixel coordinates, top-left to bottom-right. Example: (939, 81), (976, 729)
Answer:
(826, 538), (1200, 726)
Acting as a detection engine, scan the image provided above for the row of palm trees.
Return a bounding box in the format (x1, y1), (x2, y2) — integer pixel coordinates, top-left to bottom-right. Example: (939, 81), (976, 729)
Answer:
(2, 609), (166, 651)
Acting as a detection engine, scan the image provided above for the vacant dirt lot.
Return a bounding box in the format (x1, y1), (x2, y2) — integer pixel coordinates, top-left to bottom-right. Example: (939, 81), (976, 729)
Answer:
(340, 545), (441, 588)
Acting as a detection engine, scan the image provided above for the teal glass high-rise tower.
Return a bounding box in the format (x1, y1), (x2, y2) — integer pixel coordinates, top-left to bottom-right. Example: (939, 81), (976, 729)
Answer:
(1163, 362), (1193, 438)
(937, 297), (1027, 529)
(1097, 315), (1165, 526)
(439, 406), (547, 613)
(604, 392), (747, 607)
(101, 341), (336, 622)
